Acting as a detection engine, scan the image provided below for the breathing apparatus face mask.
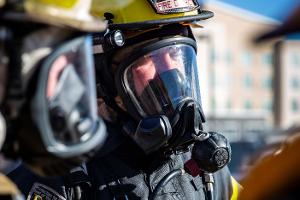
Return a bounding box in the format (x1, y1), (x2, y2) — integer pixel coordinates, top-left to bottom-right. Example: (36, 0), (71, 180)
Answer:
(3, 26), (106, 175)
(115, 37), (205, 154)
(33, 33), (106, 156)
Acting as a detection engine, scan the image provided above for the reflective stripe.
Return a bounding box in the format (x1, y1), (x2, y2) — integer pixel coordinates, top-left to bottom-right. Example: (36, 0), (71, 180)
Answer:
(0, 174), (20, 195)
(230, 177), (240, 200)
(26, 0), (77, 9)
(33, 195), (43, 200)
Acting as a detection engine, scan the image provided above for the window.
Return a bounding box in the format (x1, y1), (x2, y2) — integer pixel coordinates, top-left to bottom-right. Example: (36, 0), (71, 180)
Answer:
(243, 75), (253, 88)
(262, 53), (272, 66)
(262, 77), (272, 89)
(227, 101), (232, 109)
(244, 100), (252, 109)
(210, 49), (216, 64)
(224, 75), (231, 87)
(263, 100), (272, 112)
(225, 50), (232, 65)
(291, 99), (299, 112)
(211, 97), (216, 111)
(291, 53), (300, 66)
(241, 51), (252, 66)
(291, 78), (299, 89)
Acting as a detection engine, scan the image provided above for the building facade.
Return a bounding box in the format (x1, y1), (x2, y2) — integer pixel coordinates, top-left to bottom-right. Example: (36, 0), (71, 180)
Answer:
(274, 40), (300, 129)
(192, 1), (281, 140)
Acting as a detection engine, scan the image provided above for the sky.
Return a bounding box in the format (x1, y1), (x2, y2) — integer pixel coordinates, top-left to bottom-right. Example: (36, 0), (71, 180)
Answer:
(203, 0), (300, 39)
(204, 0), (300, 22)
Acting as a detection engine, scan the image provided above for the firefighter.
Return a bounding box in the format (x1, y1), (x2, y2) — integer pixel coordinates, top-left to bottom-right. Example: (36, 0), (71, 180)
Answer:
(0, 0), (112, 198)
(82, 0), (240, 199)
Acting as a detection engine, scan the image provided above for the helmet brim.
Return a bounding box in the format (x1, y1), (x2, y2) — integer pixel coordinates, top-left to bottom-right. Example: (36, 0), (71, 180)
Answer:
(109, 10), (214, 30)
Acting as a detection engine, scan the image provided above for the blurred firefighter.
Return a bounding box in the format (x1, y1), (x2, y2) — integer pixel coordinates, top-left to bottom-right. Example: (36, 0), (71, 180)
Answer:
(0, 0), (114, 198)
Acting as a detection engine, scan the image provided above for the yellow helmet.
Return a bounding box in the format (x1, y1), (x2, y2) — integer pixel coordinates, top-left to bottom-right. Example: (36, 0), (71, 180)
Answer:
(91, 0), (213, 29)
(1, 0), (133, 32)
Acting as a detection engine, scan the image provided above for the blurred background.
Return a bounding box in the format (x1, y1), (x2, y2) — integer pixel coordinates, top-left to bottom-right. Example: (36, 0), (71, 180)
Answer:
(194, 0), (300, 181)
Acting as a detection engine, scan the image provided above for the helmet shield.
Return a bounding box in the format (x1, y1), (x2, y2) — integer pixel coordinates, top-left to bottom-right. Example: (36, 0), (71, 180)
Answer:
(122, 41), (201, 118)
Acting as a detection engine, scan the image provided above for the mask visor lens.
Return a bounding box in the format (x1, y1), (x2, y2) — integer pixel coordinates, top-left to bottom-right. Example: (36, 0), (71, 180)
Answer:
(42, 36), (99, 146)
(124, 44), (201, 117)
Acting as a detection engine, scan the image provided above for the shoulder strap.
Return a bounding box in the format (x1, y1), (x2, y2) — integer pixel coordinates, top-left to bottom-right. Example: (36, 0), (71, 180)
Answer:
(65, 164), (92, 200)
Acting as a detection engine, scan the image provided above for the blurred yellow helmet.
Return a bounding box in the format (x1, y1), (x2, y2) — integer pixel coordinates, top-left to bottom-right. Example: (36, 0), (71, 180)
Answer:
(91, 0), (213, 29)
(1, 0), (133, 32)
